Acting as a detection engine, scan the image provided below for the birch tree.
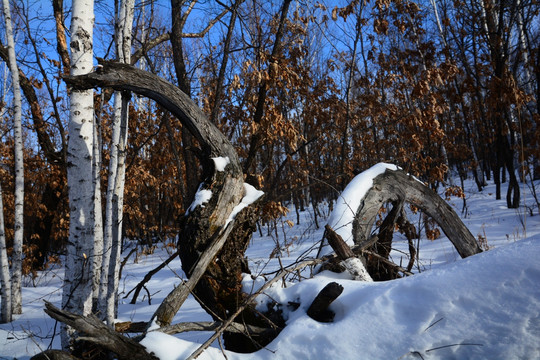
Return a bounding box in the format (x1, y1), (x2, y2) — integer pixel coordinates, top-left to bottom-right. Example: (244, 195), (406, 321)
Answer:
(1, 0), (24, 315)
(0, 182), (11, 323)
(98, 0), (134, 326)
(62, 0), (96, 349)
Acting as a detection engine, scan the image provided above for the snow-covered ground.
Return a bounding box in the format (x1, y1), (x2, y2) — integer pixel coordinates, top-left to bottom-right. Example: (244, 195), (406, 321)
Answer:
(1, 174), (539, 359)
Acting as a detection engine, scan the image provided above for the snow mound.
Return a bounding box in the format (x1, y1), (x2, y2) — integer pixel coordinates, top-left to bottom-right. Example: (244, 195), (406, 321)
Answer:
(142, 237), (540, 359)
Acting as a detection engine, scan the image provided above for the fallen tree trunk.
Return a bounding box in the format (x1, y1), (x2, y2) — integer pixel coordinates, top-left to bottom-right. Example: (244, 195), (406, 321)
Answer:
(42, 302), (159, 360)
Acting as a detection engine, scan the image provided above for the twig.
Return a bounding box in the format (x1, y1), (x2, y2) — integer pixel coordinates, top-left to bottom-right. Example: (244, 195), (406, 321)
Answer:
(423, 317), (444, 332)
(398, 351), (425, 360)
(426, 343), (483, 352)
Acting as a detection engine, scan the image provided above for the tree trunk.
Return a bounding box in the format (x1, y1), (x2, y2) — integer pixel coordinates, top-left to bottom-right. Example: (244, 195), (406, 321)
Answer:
(209, 0), (242, 124)
(351, 168), (482, 258)
(106, 92), (129, 325)
(2, 0), (24, 315)
(170, 0), (199, 208)
(62, 0), (96, 349)
(0, 182), (11, 323)
(98, 0), (134, 326)
(91, 115), (103, 310)
(243, 0), (292, 179)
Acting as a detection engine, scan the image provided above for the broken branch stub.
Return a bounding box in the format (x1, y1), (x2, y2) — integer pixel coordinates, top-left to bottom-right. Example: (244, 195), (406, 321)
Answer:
(307, 282), (344, 323)
(324, 225), (373, 281)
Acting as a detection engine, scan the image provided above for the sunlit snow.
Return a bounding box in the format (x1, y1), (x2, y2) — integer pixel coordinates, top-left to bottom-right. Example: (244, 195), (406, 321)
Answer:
(226, 183), (264, 225)
(186, 184), (212, 214)
(212, 156), (230, 172)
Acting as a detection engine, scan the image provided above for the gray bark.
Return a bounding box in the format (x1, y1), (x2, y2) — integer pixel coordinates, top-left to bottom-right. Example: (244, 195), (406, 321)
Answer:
(99, 0), (134, 326)
(352, 169), (482, 258)
(63, 60), (246, 328)
(43, 301), (159, 360)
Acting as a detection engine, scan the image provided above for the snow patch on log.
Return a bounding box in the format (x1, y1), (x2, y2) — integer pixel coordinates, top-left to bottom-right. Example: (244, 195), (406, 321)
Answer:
(212, 156), (230, 171)
(186, 184), (212, 214)
(227, 183), (264, 225)
(323, 163), (399, 255)
(341, 257), (372, 281)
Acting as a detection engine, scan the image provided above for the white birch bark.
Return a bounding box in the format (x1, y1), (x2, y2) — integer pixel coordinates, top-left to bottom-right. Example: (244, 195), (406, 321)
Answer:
(91, 115), (103, 306)
(62, 0), (95, 349)
(98, 0), (134, 326)
(98, 92), (121, 319)
(2, 0), (24, 315)
(0, 182), (11, 323)
(106, 94), (129, 326)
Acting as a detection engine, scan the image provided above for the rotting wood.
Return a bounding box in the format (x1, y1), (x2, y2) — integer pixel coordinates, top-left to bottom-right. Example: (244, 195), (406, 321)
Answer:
(42, 301), (159, 360)
(325, 224), (355, 259)
(63, 61), (263, 351)
(185, 258), (322, 360)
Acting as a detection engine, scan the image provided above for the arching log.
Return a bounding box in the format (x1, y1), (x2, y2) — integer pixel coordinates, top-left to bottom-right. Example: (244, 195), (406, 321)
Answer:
(352, 169), (482, 258)
(64, 61), (265, 352)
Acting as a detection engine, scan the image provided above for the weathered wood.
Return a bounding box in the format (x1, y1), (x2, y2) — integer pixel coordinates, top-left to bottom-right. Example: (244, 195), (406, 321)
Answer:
(43, 301), (159, 360)
(186, 258), (321, 360)
(324, 225), (372, 281)
(149, 222), (235, 328)
(325, 224), (355, 259)
(362, 249), (414, 276)
(30, 350), (79, 360)
(64, 60), (240, 167)
(306, 282), (344, 323)
(366, 200), (404, 280)
(160, 321), (268, 336)
(352, 169), (482, 258)
(115, 319), (268, 336)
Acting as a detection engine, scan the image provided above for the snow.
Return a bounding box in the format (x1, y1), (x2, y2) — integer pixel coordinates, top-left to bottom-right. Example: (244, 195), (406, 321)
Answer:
(321, 163), (399, 255)
(2, 173), (540, 360)
(186, 184), (212, 214)
(226, 183), (264, 225)
(212, 156), (230, 172)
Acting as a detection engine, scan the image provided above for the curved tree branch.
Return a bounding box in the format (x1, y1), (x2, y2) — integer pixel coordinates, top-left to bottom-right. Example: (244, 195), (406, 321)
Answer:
(352, 169), (482, 258)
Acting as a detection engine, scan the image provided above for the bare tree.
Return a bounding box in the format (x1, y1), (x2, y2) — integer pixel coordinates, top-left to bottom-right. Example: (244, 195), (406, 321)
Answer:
(98, 0), (135, 327)
(61, 0), (96, 349)
(1, 0), (24, 315)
